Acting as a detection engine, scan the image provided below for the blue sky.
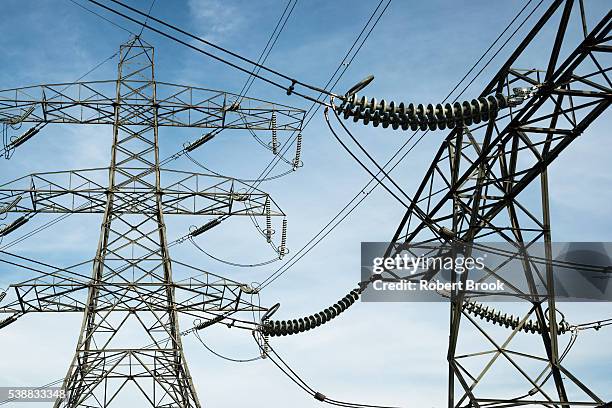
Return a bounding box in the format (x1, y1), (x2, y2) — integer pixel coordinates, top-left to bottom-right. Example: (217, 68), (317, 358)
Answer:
(0, 0), (611, 407)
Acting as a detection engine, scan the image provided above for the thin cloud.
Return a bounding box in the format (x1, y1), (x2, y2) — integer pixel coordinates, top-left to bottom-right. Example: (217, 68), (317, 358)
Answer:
(187, 0), (243, 44)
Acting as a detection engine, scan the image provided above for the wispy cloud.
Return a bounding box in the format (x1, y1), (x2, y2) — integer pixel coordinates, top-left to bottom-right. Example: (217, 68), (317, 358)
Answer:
(187, 0), (243, 44)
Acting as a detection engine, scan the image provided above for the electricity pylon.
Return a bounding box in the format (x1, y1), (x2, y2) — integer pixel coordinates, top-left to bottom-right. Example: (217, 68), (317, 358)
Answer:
(336, 1), (610, 406)
(386, 4), (611, 407)
(0, 36), (304, 407)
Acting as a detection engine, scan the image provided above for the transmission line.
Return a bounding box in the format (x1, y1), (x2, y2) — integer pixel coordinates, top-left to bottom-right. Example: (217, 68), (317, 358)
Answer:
(253, 331), (402, 408)
(86, 0), (338, 104)
(68, 0), (136, 35)
(258, 0), (545, 289)
(246, 0), (392, 194)
(81, 0), (391, 192)
(138, 0), (156, 37)
(237, 0), (297, 100)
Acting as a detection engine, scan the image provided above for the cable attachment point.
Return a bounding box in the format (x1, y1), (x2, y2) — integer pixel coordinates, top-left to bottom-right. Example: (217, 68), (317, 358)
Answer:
(240, 284), (260, 294)
(438, 226), (456, 241)
(286, 80), (296, 96)
(507, 85), (540, 107)
(258, 304), (281, 359)
(230, 186), (250, 203)
(222, 100), (240, 112)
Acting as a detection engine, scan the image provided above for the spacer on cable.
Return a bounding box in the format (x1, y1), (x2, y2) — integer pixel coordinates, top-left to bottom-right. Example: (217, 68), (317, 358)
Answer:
(286, 80), (296, 96)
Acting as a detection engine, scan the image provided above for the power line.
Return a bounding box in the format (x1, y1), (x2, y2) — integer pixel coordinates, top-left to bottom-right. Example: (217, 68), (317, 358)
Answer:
(81, 0), (392, 196)
(441, 0), (537, 102)
(203, 0), (299, 167)
(258, 0), (545, 289)
(193, 330), (261, 363)
(454, 0), (544, 99)
(237, 0), (297, 100)
(86, 0), (338, 104)
(184, 151), (294, 182)
(246, 0), (392, 194)
(239, 0), (299, 161)
(324, 107), (410, 209)
(138, 0), (156, 37)
(253, 332), (402, 408)
(68, 0), (136, 35)
(188, 236), (279, 268)
(259, 130), (427, 290)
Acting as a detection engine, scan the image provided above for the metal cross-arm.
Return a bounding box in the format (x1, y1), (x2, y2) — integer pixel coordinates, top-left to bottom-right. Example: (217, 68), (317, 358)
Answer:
(0, 81), (305, 131)
(0, 253), (268, 331)
(391, 8), (611, 250)
(0, 168), (286, 216)
(0, 167), (282, 321)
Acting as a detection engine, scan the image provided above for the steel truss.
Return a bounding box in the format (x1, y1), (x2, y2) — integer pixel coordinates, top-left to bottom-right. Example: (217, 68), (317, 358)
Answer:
(0, 36), (304, 408)
(380, 1), (611, 407)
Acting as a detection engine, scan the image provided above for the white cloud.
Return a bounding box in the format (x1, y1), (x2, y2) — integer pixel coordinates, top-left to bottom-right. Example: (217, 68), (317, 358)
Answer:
(187, 0), (243, 44)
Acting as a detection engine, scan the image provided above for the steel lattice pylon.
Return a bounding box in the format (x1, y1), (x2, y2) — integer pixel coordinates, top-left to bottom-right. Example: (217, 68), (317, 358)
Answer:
(57, 38), (201, 408)
(0, 36), (305, 407)
(380, 2), (611, 407)
(331, 0), (609, 406)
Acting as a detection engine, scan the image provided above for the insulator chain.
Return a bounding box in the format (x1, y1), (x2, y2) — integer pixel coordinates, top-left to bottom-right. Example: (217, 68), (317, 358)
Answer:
(336, 94), (508, 131)
(463, 298), (571, 335)
(190, 217), (222, 237)
(185, 131), (216, 152)
(279, 218), (288, 258)
(0, 196), (22, 216)
(264, 197), (273, 243)
(194, 313), (227, 331)
(0, 215), (30, 237)
(0, 313), (20, 330)
(2, 122), (47, 159)
(260, 288), (362, 337)
(292, 133), (302, 170)
(261, 331), (270, 359)
(270, 111), (279, 155)
(257, 279), (571, 339)
(335, 86), (538, 131)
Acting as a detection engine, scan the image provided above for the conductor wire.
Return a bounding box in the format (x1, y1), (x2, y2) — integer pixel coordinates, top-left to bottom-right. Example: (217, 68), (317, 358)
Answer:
(188, 236), (279, 268)
(252, 331), (402, 408)
(257, 0), (553, 290)
(193, 329), (261, 363)
(246, 0), (392, 195)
